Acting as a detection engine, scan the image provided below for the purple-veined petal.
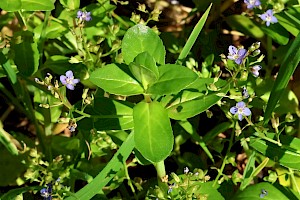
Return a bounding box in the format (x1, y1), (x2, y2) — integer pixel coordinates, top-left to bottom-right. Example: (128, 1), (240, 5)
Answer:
(60, 75), (67, 85)
(238, 49), (247, 57)
(66, 70), (74, 78)
(228, 45), (237, 55)
(235, 58), (243, 65)
(77, 10), (83, 18)
(260, 14), (267, 21)
(230, 106), (238, 114)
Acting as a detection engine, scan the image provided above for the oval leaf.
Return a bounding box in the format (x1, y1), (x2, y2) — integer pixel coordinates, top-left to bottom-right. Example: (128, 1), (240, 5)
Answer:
(122, 24), (166, 65)
(89, 63), (144, 96)
(21, 0), (55, 11)
(133, 101), (174, 163)
(147, 64), (198, 95)
(162, 82), (229, 120)
(0, 0), (21, 11)
(129, 51), (159, 89)
(12, 31), (39, 76)
(233, 182), (289, 200)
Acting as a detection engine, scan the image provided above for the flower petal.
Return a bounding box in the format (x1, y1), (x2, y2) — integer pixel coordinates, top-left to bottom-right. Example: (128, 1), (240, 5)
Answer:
(238, 49), (247, 57)
(228, 45), (237, 55)
(66, 70), (74, 78)
(238, 114), (243, 121)
(243, 107), (251, 116)
(236, 101), (246, 108)
(60, 75), (67, 85)
(73, 78), (80, 84)
(66, 84), (75, 90)
(230, 106), (238, 114)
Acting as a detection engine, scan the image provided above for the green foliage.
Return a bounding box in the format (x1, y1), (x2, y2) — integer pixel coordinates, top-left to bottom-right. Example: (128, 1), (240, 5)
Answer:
(122, 24), (166, 65)
(133, 101), (174, 163)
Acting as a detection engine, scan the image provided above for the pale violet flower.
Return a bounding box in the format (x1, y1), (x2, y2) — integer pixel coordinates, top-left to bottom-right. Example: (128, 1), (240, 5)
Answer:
(227, 45), (247, 65)
(244, 0), (261, 9)
(251, 65), (262, 77)
(60, 70), (80, 90)
(77, 10), (92, 22)
(260, 9), (278, 26)
(230, 101), (251, 121)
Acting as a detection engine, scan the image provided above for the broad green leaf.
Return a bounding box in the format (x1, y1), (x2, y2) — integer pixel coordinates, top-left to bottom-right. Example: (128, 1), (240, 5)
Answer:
(59, 0), (80, 10)
(176, 4), (212, 62)
(34, 20), (68, 39)
(147, 64), (198, 95)
(89, 63), (144, 96)
(21, 0), (55, 11)
(264, 33), (300, 124)
(12, 31), (39, 76)
(77, 97), (134, 131)
(233, 182), (289, 200)
(66, 132), (135, 200)
(261, 24), (289, 45)
(225, 15), (264, 39)
(129, 51), (159, 89)
(249, 133), (300, 170)
(0, 0), (55, 11)
(162, 82), (229, 120)
(0, 0), (21, 11)
(122, 24), (166, 65)
(133, 101), (174, 163)
(198, 182), (225, 200)
(0, 51), (17, 84)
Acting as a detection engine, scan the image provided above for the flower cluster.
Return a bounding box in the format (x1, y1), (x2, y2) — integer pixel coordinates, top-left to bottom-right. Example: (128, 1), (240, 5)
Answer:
(244, 1), (278, 26)
(244, 0), (261, 9)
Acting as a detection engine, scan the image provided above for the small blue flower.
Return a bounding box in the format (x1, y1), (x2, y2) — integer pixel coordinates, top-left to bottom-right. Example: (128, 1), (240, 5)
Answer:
(227, 45), (247, 65)
(40, 184), (52, 200)
(260, 189), (268, 198)
(260, 9), (278, 26)
(251, 65), (262, 77)
(230, 101), (251, 121)
(244, 0), (261, 9)
(77, 10), (92, 22)
(60, 70), (80, 90)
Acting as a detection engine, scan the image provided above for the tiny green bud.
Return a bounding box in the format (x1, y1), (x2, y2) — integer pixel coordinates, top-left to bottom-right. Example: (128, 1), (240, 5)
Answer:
(285, 113), (294, 122)
(171, 172), (180, 183)
(137, 4), (147, 13)
(252, 49), (261, 57)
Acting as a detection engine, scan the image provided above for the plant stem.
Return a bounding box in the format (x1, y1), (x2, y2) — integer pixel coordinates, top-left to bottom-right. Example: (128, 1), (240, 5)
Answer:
(124, 162), (138, 200)
(267, 35), (272, 68)
(213, 120), (236, 187)
(154, 160), (168, 196)
(289, 168), (300, 195)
